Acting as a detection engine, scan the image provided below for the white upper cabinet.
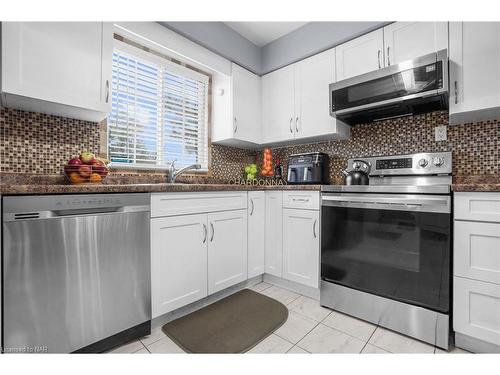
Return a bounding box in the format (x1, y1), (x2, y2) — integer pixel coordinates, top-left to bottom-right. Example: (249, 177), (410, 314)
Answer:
(248, 191), (266, 279)
(335, 29), (384, 81)
(295, 49), (349, 139)
(449, 22), (500, 124)
(335, 23), (448, 81)
(383, 22), (448, 66)
(207, 209), (248, 294)
(212, 63), (261, 148)
(262, 49), (349, 144)
(231, 64), (262, 144)
(1, 22), (112, 122)
(262, 64), (296, 143)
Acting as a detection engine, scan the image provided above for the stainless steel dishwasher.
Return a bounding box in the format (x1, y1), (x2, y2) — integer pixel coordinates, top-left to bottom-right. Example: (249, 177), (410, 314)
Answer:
(2, 193), (151, 353)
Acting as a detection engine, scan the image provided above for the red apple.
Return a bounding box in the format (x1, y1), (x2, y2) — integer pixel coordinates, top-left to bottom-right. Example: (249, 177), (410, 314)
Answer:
(80, 151), (95, 165)
(91, 159), (108, 177)
(78, 165), (92, 178)
(68, 157), (83, 166)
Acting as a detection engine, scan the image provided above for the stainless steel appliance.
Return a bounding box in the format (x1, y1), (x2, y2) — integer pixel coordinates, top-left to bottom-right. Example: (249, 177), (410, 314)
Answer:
(320, 152), (452, 349)
(330, 50), (448, 124)
(287, 152), (329, 185)
(2, 193), (151, 353)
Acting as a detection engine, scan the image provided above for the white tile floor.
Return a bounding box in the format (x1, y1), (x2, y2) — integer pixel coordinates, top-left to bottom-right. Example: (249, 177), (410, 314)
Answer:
(108, 282), (471, 354)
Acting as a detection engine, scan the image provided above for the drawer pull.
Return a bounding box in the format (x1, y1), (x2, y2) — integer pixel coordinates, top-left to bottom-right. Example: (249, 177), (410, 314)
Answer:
(292, 198), (310, 202)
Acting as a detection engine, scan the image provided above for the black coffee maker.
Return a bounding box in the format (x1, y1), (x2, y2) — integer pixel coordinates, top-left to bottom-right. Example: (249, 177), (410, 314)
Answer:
(287, 152), (329, 184)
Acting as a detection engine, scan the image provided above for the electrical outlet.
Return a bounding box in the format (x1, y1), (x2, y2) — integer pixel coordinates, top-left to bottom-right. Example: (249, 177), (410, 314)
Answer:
(435, 126), (447, 142)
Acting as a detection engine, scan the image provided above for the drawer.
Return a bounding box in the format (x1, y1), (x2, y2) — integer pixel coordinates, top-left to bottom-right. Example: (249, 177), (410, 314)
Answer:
(455, 192), (500, 223)
(454, 221), (500, 285)
(454, 276), (500, 346)
(282, 191), (320, 210)
(151, 192), (247, 217)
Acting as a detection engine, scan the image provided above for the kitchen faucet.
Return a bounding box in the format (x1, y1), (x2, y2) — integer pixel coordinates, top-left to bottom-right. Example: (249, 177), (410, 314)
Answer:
(166, 161), (202, 183)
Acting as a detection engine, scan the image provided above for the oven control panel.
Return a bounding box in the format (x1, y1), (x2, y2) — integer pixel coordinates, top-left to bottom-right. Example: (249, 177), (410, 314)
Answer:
(348, 152), (452, 176)
(376, 158), (413, 170)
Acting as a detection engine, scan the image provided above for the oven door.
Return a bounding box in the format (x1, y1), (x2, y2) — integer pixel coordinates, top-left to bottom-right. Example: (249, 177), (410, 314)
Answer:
(321, 193), (451, 313)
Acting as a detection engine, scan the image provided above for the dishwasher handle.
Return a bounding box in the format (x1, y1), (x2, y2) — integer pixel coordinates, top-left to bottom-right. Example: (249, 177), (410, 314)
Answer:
(52, 207), (123, 216)
(3, 205), (150, 222)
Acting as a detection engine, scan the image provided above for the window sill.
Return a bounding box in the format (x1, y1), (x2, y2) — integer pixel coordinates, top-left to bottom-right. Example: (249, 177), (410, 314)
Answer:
(109, 163), (210, 176)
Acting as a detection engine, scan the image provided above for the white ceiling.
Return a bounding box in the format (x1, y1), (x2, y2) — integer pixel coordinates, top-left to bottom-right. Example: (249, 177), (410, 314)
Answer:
(224, 22), (308, 47)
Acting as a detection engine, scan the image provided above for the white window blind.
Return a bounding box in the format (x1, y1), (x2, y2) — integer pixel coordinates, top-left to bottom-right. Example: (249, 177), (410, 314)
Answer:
(108, 40), (209, 170)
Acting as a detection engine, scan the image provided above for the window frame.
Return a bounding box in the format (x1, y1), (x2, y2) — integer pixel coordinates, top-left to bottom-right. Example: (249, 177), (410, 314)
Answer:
(107, 38), (210, 172)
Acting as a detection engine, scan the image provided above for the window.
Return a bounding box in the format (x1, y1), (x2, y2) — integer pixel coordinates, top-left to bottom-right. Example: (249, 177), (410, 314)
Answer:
(108, 40), (210, 170)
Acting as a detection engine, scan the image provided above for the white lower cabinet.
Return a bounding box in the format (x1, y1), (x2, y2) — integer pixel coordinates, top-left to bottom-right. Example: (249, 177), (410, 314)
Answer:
(151, 214), (208, 318)
(454, 221), (500, 285)
(248, 191), (265, 278)
(282, 209), (320, 288)
(207, 209), (248, 294)
(265, 191), (283, 277)
(453, 192), (500, 350)
(151, 192), (248, 317)
(454, 277), (500, 346)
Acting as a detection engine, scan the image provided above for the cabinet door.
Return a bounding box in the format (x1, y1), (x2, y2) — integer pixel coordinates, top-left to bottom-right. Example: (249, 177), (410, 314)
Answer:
(208, 209), (248, 294)
(282, 209), (320, 288)
(295, 49), (337, 138)
(454, 276), (500, 346)
(232, 63), (261, 144)
(454, 221), (500, 285)
(1, 22), (111, 115)
(383, 22), (448, 66)
(248, 191), (266, 278)
(151, 214), (208, 318)
(335, 29), (384, 81)
(265, 191), (283, 277)
(449, 22), (500, 118)
(262, 65), (295, 143)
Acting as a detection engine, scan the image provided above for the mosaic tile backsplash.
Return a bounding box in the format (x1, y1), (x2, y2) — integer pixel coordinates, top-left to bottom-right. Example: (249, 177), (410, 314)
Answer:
(1, 108), (498, 182)
(265, 111), (499, 184)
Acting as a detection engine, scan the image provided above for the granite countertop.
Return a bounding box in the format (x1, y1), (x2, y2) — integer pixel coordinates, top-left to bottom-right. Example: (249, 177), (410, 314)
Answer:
(451, 175), (500, 192)
(1, 174), (498, 195)
(0, 179), (322, 195)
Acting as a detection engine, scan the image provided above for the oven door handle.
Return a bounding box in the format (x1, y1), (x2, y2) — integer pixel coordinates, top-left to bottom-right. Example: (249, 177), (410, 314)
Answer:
(321, 194), (451, 214)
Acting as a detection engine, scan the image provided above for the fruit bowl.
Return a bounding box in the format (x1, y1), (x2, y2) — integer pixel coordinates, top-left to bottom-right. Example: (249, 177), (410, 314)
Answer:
(63, 152), (110, 184)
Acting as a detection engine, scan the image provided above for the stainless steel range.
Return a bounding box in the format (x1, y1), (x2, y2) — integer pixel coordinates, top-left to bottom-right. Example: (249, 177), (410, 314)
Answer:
(320, 152), (452, 349)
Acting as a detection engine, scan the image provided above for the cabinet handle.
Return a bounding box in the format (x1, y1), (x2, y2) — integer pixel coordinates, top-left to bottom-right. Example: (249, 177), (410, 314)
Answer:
(292, 197), (309, 202)
(454, 81), (458, 104)
(210, 222), (215, 242)
(289, 117), (293, 133)
(377, 50), (381, 69)
(233, 117), (238, 133)
(105, 80), (110, 103)
(387, 46), (391, 66)
(313, 219), (317, 238)
(202, 223), (207, 243)
(250, 198), (255, 216)
(295, 116), (299, 133)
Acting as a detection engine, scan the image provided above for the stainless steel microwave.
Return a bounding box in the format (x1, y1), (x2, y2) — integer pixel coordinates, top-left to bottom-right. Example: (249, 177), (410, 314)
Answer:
(329, 49), (448, 124)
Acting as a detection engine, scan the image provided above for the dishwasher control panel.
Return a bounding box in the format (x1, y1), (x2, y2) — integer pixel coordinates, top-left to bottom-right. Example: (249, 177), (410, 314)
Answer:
(2, 193), (150, 222)
(53, 196), (123, 210)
